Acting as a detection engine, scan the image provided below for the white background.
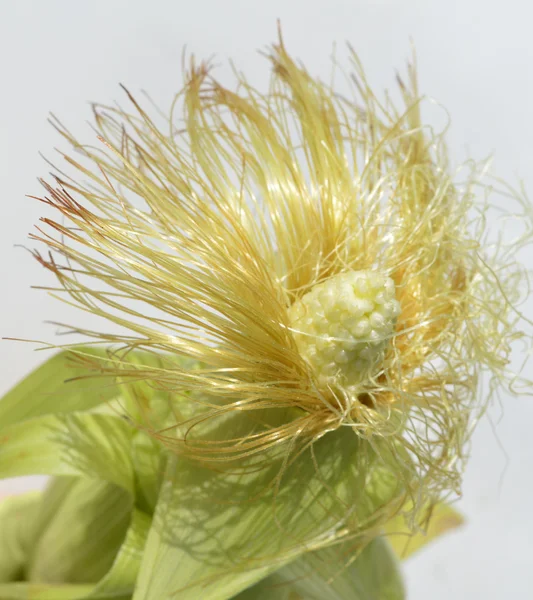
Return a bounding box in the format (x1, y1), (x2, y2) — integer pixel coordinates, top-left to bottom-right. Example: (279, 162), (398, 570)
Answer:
(1, 1), (532, 598)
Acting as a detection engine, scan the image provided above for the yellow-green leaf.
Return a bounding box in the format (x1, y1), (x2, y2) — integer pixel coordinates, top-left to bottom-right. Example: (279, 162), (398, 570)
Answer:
(18, 490), (149, 600)
(8, 484), (150, 599)
(385, 503), (464, 560)
(0, 347), (192, 431)
(270, 537), (405, 600)
(0, 348), (165, 600)
(130, 432), (165, 515)
(0, 348), (118, 428)
(0, 582), (95, 599)
(0, 413), (135, 492)
(234, 536), (405, 600)
(86, 508), (151, 599)
(28, 480), (132, 585)
(232, 574), (293, 600)
(0, 492), (42, 583)
(134, 423), (402, 600)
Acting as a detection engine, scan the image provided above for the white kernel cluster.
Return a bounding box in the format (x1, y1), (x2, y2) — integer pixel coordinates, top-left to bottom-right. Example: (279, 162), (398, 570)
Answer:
(288, 270), (400, 389)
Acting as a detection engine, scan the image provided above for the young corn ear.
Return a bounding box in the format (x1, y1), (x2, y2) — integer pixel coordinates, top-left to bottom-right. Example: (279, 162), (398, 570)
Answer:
(27, 32), (533, 564)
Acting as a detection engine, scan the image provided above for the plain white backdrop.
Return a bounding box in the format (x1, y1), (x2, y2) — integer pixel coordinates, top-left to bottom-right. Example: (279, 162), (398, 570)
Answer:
(1, 1), (532, 598)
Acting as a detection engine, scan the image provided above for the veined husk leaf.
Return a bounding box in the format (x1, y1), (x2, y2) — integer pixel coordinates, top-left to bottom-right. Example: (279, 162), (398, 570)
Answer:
(28, 478), (80, 547)
(0, 347), (175, 510)
(0, 346), (184, 430)
(130, 432), (165, 515)
(0, 494), (151, 600)
(134, 420), (402, 600)
(27, 481), (150, 596)
(0, 476), (154, 600)
(0, 582), (95, 599)
(0, 413), (135, 493)
(271, 537), (404, 600)
(0, 428), (152, 599)
(232, 575), (293, 600)
(237, 502), (461, 598)
(234, 536), (404, 600)
(0, 348), (119, 428)
(385, 502), (464, 559)
(28, 479), (132, 584)
(0, 492), (42, 582)
(0, 349), (162, 600)
(86, 508), (151, 599)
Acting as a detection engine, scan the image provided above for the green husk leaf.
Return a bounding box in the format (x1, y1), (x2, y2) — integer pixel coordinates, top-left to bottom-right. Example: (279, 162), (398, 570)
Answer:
(130, 432), (165, 515)
(231, 574), (293, 600)
(0, 349), (168, 599)
(134, 423), (402, 600)
(0, 347), (193, 430)
(86, 508), (151, 599)
(0, 492), (42, 583)
(0, 413), (135, 492)
(0, 348), (118, 428)
(29, 478), (80, 547)
(265, 536), (405, 600)
(385, 502), (464, 560)
(0, 582), (95, 599)
(0, 486), (151, 599)
(28, 479), (132, 584)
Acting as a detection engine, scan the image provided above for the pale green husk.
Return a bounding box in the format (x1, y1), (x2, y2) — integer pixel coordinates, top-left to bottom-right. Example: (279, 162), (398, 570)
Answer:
(0, 349), (462, 598)
(0, 349), (415, 599)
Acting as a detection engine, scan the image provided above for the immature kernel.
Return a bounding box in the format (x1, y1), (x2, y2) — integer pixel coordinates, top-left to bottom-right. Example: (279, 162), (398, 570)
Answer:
(288, 270), (400, 389)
